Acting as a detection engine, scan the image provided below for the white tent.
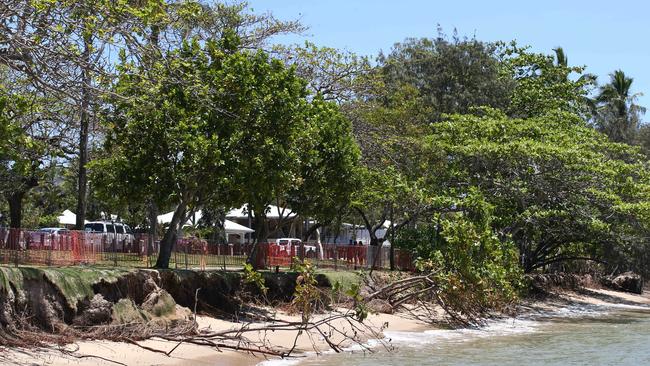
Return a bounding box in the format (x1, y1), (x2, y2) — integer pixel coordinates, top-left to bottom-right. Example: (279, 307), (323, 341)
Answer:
(157, 210), (254, 237)
(57, 210), (88, 226)
(226, 204), (297, 219)
(224, 219), (254, 234)
(157, 210), (205, 227)
(224, 219), (254, 244)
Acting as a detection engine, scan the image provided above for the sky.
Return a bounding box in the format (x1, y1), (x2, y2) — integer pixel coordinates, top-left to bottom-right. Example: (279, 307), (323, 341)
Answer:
(246, 0), (650, 112)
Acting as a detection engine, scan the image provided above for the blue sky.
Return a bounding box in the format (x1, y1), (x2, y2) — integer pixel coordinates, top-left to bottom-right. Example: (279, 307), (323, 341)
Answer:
(247, 0), (649, 113)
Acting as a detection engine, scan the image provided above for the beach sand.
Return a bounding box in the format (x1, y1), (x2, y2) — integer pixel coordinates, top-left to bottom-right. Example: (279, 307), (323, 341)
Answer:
(3, 286), (649, 366)
(3, 308), (429, 366)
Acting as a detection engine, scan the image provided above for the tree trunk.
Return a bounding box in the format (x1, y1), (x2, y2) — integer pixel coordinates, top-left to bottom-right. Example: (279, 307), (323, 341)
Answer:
(302, 222), (323, 241)
(369, 235), (382, 274)
(147, 200), (158, 256)
(389, 205), (395, 271)
(6, 191), (25, 229)
(75, 33), (92, 230)
(216, 208), (227, 245)
(315, 227), (324, 260)
(154, 200), (188, 268)
(247, 210), (268, 269)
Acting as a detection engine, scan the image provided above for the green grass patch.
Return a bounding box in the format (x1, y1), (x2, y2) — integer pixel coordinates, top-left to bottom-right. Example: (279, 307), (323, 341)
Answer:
(317, 270), (363, 290)
(0, 266), (134, 311)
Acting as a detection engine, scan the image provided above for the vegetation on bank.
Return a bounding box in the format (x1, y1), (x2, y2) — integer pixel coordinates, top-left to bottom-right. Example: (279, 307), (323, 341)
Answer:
(1, 1), (649, 315)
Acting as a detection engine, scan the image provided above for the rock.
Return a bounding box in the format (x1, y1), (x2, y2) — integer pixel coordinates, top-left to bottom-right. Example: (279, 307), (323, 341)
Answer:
(75, 294), (112, 326)
(610, 272), (644, 294)
(367, 298), (393, 314)
(112, 299), (149, 324)
(141, 289), (177, 317)
(142, 277), (159, 295)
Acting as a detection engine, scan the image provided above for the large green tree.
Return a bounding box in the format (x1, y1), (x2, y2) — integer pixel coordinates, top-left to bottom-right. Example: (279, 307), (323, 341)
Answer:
(378, 31), (514, 121)
(94, 32), (357, 268)
(0, 80), (70, 228)
(1, 0), (304, 230)
(425, 109), (650, 273)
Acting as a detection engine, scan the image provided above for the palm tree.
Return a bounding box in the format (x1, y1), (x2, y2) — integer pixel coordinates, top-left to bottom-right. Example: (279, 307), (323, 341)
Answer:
(553, 47), (568, 68)
(594, 70), (646, 143)
(552, 46), (596, 118)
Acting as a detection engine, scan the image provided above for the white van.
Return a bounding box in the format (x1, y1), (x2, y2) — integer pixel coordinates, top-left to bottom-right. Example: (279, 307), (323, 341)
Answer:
(84, 221), (135, 250)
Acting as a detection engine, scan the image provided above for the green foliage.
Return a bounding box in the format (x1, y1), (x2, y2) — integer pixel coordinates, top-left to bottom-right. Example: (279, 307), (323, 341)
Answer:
(502, 43), (595, 118)
(345, 282), (368, 322)
(395, 189), (522, 313)
(242, 263), (268, 295)
(285, 98), (360, 225)
(379, 30), (514, 121)
(416, 215), (523, 309)
(290, 259), (321, 323)
(426, 111), (650, 274)
(93, 31), (358, 265)
(274, 41), (377, 103)
(394, 224), (440, 259)
(0, 81), (68, 228)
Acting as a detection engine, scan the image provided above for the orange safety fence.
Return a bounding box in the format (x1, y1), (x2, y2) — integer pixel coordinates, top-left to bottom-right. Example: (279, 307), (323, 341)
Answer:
(0, 228), (415, 272)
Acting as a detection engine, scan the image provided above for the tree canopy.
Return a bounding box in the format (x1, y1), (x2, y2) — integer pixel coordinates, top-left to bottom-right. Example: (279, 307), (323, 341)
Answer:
(425, 110), (650, 273)
(92, 32), (359, 268)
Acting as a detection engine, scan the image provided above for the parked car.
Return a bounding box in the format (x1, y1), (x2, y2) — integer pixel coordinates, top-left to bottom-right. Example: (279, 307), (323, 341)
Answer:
(38, 227), (70, 236)
(20, 227), (70, 249)
(84, 221), (135, 251)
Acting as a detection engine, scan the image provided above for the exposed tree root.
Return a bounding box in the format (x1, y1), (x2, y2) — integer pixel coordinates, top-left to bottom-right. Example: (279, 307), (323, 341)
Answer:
(364, 272), (494, 327)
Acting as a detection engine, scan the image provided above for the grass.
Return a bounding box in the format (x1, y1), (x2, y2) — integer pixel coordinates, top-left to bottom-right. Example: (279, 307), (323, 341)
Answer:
(0, 265), (133, 311)
(317, 270), (364, 290)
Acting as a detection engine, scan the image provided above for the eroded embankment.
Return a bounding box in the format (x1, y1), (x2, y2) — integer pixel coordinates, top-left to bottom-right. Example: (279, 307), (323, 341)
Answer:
(0, 267), (196, 345)
(0, 267), (355, 346)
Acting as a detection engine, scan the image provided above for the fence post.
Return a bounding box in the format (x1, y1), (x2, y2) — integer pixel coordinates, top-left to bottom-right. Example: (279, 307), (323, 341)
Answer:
(299, 241), (305, 262)
(113, 235), (117, 267)
(147, 237), (151, 268)
(334, 244), (338, 271)
(184, 241), (188, 270)
(222, 244), (227, 271)
(13, 229), (19, 268)
(47, 232), (52, 266)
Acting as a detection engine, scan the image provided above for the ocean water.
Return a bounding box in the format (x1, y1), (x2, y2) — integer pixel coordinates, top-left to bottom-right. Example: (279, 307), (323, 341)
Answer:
(281, 304), (650, 366)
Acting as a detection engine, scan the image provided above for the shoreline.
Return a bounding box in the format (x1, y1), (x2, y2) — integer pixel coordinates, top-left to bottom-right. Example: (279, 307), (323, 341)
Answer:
(3, 287), (649, 366)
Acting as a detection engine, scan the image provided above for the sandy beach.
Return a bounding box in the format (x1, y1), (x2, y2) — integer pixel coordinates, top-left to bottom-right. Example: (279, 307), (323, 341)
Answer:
(2, 307), (429, 366)
(3, 287), (649, 366)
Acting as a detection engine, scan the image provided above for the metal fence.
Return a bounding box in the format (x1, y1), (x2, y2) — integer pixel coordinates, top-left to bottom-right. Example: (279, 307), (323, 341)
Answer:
(0, 228), (415, 271)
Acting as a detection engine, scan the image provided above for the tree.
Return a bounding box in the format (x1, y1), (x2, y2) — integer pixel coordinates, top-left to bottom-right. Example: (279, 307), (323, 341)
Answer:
(593, 70), (646, 143)
(0, 77), (70, 228)
(93, 31), (355, 268)
(284, 98), (360, 239)
(503, 44), (595, 118)
(0, 0), (146, 228)
(1, 0), (304, 230)
(273, 41), (376, 104)
(94, 35), (258, 268)
(378, 30), (514, 121)
(345, 84), (434, 271)
(425, 109), (650, 273)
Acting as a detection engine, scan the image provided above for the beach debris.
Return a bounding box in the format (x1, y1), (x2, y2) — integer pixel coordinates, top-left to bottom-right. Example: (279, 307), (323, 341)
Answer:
(603, 272), (644, 294)
(367, 299), (393, 314)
